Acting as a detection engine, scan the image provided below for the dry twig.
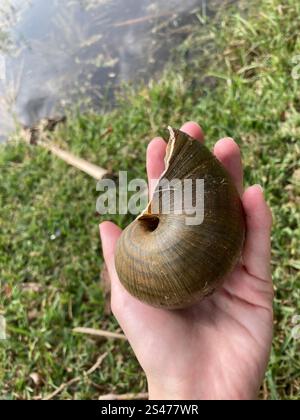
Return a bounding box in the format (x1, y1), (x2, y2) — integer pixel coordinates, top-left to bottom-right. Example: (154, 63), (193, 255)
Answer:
(99, 392), (148, 400)
(43, 352), (108, 400)
(73, 327), (127, 341)
(21, 124), (111, 180)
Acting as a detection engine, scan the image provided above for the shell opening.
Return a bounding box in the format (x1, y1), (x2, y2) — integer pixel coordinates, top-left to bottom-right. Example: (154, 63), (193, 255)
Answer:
(139, 215), (160, 232)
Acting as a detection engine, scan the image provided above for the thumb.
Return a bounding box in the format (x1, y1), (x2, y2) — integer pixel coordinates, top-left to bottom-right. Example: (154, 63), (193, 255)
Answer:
(100, 221), (135, 320)
(100, 221), (170, 358)
(99, 221), (122, 283)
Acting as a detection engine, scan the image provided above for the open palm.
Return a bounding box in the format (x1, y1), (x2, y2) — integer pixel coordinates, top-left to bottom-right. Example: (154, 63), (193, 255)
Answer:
(100, 122), (273, 400)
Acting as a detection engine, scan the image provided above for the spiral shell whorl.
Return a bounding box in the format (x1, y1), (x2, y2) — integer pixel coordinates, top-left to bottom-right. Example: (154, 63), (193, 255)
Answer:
(115, 128), (245, 309)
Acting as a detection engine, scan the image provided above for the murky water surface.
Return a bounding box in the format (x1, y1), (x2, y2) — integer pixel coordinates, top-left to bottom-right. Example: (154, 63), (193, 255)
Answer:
(0, 0), (221, 141)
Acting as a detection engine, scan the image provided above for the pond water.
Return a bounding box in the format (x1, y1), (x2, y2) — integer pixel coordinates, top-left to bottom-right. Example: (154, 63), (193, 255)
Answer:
(0, 0), (223, 142)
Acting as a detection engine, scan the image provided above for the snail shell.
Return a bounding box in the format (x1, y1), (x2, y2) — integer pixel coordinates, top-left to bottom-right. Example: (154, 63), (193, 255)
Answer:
(115, 127), (245, 309)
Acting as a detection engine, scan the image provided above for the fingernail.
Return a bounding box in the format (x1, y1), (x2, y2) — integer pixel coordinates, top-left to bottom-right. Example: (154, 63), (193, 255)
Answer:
(253, 184), (264, 193)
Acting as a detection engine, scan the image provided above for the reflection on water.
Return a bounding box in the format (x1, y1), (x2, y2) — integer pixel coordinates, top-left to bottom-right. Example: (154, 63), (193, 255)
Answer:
(0, 0), (217, 141)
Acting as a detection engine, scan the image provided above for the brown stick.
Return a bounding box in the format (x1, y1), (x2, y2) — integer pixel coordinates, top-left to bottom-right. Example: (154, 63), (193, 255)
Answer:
(41, 142), (109, 180)
(43, 352), (108, 400)
(73, 327), (127, 341)
(99, 392), (148, 400)
(43, 377), (81, 401)
(22, 128), (111, 180)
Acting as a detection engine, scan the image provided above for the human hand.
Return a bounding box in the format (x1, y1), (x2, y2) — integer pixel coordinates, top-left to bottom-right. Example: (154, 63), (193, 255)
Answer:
(100, 121), (273, 400)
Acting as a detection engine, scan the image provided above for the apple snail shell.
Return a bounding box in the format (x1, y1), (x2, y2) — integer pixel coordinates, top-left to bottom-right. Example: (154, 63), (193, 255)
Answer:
(115, 128), (245, 309)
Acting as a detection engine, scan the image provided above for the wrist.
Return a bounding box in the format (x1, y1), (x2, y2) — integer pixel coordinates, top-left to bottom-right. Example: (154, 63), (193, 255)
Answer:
(147, 378), (199, 400)
(147, 377), (258, 400)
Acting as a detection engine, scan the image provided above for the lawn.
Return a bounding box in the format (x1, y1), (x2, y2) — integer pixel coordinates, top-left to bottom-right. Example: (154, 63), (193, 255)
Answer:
(0, 0), (299, 399)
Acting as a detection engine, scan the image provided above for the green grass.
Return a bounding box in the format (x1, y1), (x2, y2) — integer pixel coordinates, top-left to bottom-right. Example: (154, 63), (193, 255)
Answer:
(1, 0), (300, 399)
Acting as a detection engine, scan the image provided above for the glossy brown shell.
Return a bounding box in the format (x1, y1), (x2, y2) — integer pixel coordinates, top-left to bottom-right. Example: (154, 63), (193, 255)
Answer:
(115, 128), (245, 309)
